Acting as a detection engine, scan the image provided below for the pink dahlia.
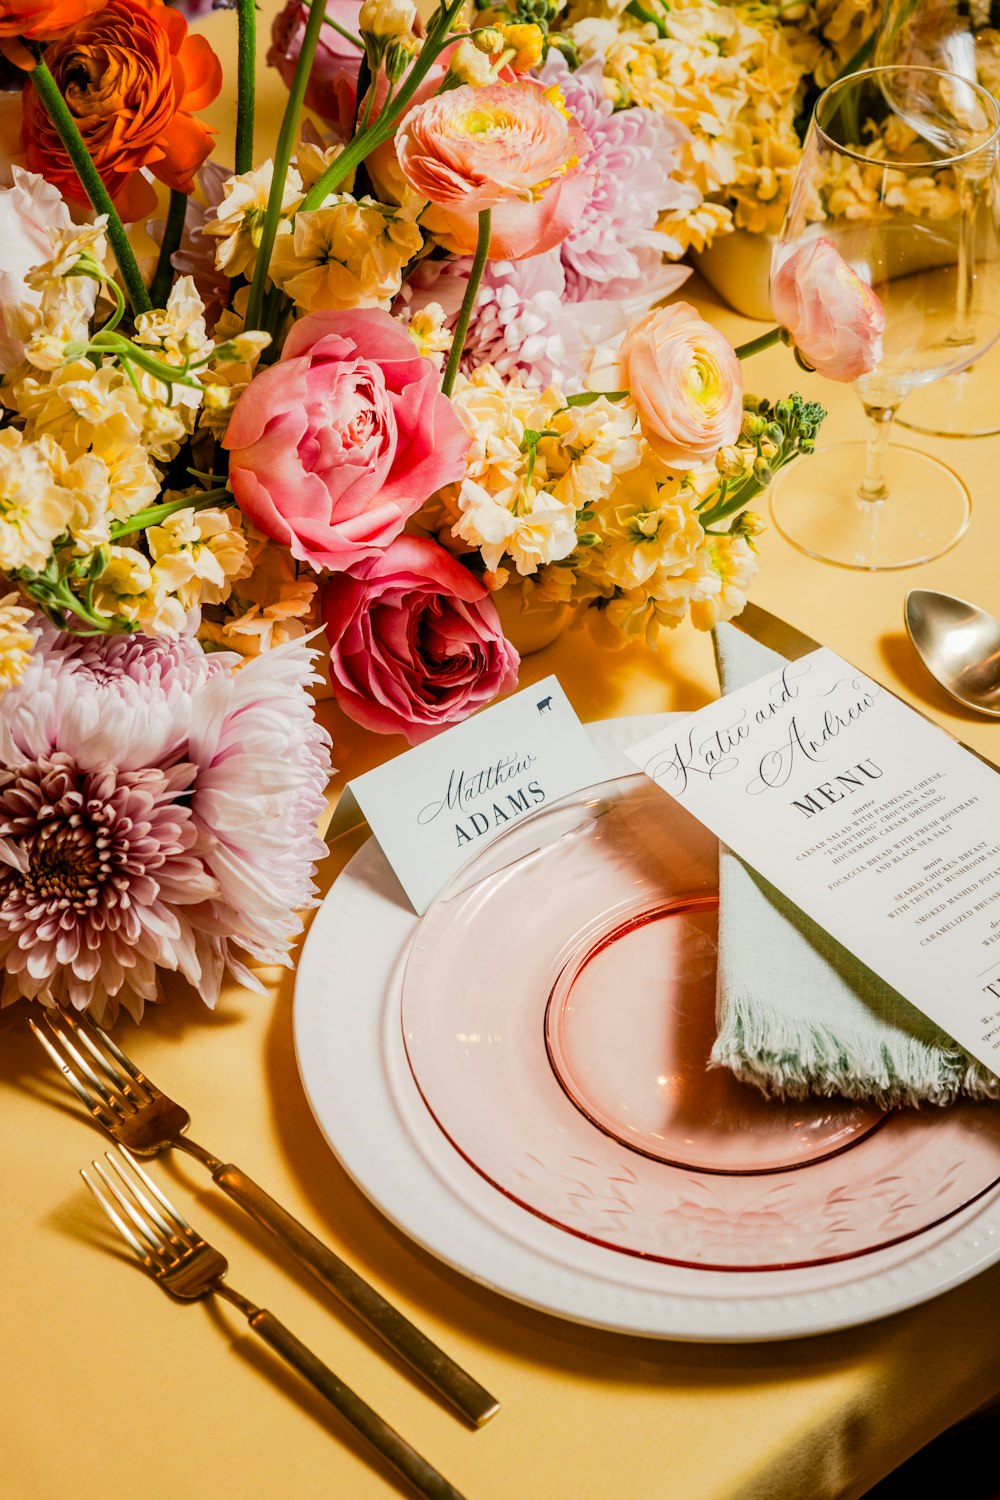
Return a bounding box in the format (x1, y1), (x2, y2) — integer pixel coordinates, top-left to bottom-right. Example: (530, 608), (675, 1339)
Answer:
(540, 54), (701, 299)
(0, 621), (331, 1023)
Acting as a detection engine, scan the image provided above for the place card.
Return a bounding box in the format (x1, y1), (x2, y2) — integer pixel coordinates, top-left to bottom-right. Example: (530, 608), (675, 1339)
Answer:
(331, 676), (609, 914)
(626, 648), (1000, 1074)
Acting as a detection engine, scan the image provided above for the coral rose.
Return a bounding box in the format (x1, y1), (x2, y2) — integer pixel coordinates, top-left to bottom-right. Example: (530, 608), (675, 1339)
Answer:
(620, 302), (744, 471)
(20, 0), (221, 222)
(322, 535), (519, 742)
(268, 0), (364, 141)
(397, 79), (596, 261)
(0, 0), (104, 40)
(224, 308), (469, 573)
(771, 237), (885, 383)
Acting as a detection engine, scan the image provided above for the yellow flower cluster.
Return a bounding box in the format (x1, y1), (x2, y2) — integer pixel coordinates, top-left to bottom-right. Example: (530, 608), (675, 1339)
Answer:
(270, 196), (423, 312)
(0, 234), (247, 640)
(432, 365), (760, 641)
(562, 0), (881, 241)
(0, 590), (34, 694)
(197, 524), (319, 659)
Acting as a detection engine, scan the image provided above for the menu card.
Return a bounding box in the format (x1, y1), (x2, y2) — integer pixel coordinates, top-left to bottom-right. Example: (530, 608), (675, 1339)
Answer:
(330, 675), (609, 914)
(626, 648), (1000, 1074)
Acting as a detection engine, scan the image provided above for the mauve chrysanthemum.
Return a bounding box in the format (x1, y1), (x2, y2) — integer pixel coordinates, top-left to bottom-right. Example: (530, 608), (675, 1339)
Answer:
(0, 621), (331, 1023)
(540, 54), (701, 298)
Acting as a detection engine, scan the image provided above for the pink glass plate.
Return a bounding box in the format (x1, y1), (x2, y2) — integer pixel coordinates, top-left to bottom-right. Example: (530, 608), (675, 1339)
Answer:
(401, 776), (1000, 1271)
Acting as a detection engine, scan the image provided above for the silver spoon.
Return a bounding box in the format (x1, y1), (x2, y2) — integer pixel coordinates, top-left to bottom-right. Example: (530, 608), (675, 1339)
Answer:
(905, 588), (1000, 717)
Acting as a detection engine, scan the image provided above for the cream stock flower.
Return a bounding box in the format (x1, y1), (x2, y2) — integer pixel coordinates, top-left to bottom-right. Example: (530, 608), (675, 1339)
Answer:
(0, 592), (34, 693)
(546, 396), (643, 510)
(401, 302), (451, 369)
(91, 546), (188, 636)
(586, 467), (705, 592)
(0, 428), (74, 572)
(135, 275), (212, 364)
(203, 162), (304, 277)
(269, 196), (423, 310)
(359, 0), (416, 39)
(454, 477), (578, 575)
(147, 507), (248, 609)
(689, 532), (759, 630)
(198, 532), (318, 658)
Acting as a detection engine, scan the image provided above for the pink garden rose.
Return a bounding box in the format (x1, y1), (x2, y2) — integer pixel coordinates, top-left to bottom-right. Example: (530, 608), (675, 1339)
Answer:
(770, 237), (885, 382)
(620, 301), (743, 470)
(397, 79), (596, 261)
(322, 536), (519, 742)
(268, 0), (364, 139)
(224, 309), (469, 572)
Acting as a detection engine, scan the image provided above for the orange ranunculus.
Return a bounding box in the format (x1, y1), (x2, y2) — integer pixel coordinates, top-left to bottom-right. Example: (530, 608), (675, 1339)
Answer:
(0, 0), (106, 41)
(21, 0), (222, 221)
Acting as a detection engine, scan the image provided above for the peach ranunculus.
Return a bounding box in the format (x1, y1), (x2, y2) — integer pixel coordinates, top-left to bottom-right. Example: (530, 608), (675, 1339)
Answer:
(770, 237), (885, 382)
(20, 0), (221, 222)
(396, 79), (596, 261)
(0, 0), (104, 41)
(620, 302), (744, 471)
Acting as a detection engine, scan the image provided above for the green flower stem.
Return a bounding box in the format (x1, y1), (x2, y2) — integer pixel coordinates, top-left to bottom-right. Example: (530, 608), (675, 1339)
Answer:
(235, 0), (257, 176)
(149, 189), (188, 310)
(734, 327), (782, 360)
(111, 488), (233, 541)
(245, 0), (330, 331)
(442, 208), (491, 398)
(298, 0), (467, 214)
(29, 58), (151, 315)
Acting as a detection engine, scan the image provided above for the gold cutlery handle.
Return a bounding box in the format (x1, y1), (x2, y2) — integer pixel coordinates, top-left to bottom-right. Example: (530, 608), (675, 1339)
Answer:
(213, 1163), (500, 1427)
(249, 1309), (469, 1500)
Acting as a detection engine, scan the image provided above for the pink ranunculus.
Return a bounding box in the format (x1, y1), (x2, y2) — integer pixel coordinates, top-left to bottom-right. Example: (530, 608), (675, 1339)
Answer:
(223, 309), (469, 573)
(322, 536), (520, 742)
(397, 79), (597, 261)
(620, 301), (744, 471)
(268, 0), (364, 139)
(770, 237), (885, 382)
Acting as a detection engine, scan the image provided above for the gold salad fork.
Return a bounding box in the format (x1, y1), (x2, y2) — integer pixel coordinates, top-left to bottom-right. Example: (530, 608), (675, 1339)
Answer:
(31, 1007), (499, 1428)
(83, 1147), (469, 1500)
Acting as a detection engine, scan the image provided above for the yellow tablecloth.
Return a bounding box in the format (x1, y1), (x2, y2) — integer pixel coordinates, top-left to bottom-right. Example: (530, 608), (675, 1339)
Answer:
(6, 11), (1000, 1498)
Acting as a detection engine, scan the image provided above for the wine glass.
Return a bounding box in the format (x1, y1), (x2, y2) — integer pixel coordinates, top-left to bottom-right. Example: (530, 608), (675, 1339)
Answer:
(768, 65), (1000, 571)
(876, 0), (1000, 435)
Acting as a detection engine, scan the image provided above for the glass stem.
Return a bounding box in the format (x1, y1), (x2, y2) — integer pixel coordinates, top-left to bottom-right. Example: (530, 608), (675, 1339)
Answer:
(858, 402), (898, 503)
(950, 169), (980, 347)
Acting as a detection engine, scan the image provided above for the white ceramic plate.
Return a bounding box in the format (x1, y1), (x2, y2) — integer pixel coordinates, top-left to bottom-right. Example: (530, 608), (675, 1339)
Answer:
(293, 717), (1000, 1341)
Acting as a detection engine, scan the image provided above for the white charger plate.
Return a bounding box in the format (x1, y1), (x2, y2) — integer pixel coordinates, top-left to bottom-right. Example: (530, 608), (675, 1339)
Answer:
(293, 716), (1000, 1341)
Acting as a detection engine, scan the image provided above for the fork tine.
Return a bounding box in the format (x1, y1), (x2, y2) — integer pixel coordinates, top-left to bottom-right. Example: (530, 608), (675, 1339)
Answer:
(81, 1165), (156, 1266)
(57, 1008), (156, 1105)
(28, 1017), (120, 1130)
(113, 1146), (197, 1241)
(91, 1157), (175, 1268)
(104, 1147), (189, 1245)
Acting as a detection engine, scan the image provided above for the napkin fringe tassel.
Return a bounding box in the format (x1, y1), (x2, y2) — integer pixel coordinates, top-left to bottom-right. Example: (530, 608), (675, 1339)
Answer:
(709, 995), (1000, 1110)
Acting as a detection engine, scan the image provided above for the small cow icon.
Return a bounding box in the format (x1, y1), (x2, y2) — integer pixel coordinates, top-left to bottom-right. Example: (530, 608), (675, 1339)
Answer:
(537, 696), (553, 714)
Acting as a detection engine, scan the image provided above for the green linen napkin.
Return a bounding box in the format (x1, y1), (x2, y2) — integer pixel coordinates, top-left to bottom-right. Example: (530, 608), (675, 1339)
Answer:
(709, 622), (1000, 1107)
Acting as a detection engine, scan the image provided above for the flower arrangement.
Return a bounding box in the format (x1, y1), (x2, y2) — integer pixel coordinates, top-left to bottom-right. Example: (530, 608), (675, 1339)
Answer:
(0, 0), (880, 1017)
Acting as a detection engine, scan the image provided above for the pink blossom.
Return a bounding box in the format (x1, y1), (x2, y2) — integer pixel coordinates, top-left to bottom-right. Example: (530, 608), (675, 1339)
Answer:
(398, 79), (596, 261)
(540, 55), (700, 297)
(620, 301), (744, 470)
(401, 249), (690, 393)
(322, 536), (519, 743)
(0, 624), (331, 1024)
(224, 308), (469, 573)
(268, 0), (364, 139)
(0, 164), (92, 372)
(771, 238), (885, 382)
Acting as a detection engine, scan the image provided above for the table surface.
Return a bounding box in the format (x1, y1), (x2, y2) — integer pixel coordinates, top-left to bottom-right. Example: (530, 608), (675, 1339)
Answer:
(6, 10), (1000, 1499)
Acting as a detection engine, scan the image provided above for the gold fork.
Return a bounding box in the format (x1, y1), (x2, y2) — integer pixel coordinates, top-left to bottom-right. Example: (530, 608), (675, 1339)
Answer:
(30, 1007), (498, 1428)
(83, 1147), (469, 1500)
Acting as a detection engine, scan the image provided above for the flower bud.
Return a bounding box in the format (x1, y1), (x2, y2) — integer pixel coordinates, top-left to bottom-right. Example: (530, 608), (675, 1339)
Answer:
(202, 384), (231, 410)
(758, 437), (779, 460)
(752, 458), (773, 487)
(715, 443), (752, 479)
(359, 0), (416, 39)
(473, 26), (504, 53)
(445, 36), (495, 85)
(740, 411), (766, 440)
(500, 22), (544, 71)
